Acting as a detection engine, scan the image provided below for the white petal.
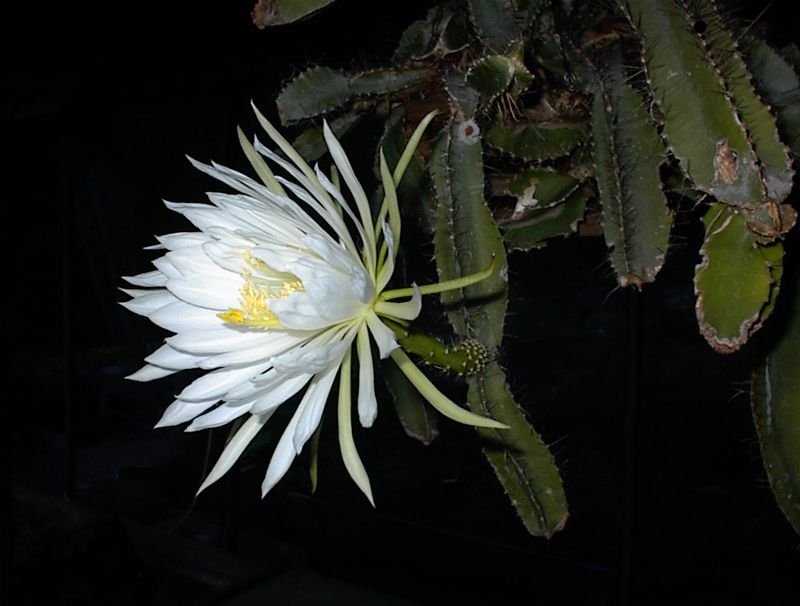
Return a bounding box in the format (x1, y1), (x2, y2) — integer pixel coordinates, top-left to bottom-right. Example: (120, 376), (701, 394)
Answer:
(186, 403), (250, 431)
(152, 257), (182, 279)
(167, 327), (272, 355)
(177, 362), (270, 402)
(198, 331), (308, 369)
(149, 301), (223, 333)
(322, 121), (375, 272)
(126, 364), (178, 382)
(337, 349), (375, 505)
(292, 354), (344, 453)
(373, 285), (422, 321)
(249, 372), (312, 415)
(271, 337), (350, 375)
(304, 233), (374, 304)
(155, 398), (219, 427)
(166, 247), (235, 280)
(261, 359), (341, 497)
(261, 404), (304, 497)
(268, 293), (332, 330)
(164, 201), (242, 233)
(166, 276), (240, 310)
(156, 231), (211, 251)
(356, 324), (377, 428)
(119, 290), (175, 317)
(289, 258), (365, 322)
(145, 344), (205, 370)
(123, 270), (167, 287)
(365, 311), (399, 359)
(198, 414), (272, 494)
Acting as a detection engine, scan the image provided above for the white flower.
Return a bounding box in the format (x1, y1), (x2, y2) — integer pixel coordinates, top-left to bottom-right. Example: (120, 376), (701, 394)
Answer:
(121, 103), (505, 505)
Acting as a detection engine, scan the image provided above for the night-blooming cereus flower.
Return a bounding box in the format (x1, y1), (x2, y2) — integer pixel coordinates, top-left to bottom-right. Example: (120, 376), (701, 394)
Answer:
(121, 103), (506, 505)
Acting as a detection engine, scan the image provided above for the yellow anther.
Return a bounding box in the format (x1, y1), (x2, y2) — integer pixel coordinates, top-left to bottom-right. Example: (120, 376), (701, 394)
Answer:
(218, 255), (304, 330)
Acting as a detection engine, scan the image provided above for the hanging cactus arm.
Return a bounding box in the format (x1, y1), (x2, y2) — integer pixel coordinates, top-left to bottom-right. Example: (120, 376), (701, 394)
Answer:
(689, 0), (794, 203)
(466, 0), (521, 53)
(751, 270), (800, 536)
(694, 206), (784, 353)
(618, 0), (766, 204)
(276, 66), (433, 125)
(591, 56), (672, 289)
(251, 0), (335, 28)
(746, 38), (800, 155)
(430, 117), (568, 537)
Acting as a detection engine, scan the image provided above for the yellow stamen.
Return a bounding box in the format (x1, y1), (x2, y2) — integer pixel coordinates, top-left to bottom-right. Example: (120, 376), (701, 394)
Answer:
(218, 254), (304, 329)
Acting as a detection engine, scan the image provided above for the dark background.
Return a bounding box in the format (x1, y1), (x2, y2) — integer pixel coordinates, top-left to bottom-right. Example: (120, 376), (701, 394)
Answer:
(6, 1), (798, 604)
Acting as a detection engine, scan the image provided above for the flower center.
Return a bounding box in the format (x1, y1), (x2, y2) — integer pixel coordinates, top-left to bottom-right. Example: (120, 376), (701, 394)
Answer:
(218, 253), (303, 329)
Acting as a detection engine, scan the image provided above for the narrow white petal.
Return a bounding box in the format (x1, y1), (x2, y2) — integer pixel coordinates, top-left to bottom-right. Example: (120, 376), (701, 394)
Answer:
(292, 355), (344, 453)
(365, 312), (399, 359)
(249, 372), (312, 415)
(155, 398), (219, 427)
(375, 219), (396, 294)
(166, 247), (236, 280)
(272, 337), (350, 376)
(152, 257), (182, 279)
(166, 276), (240, 310)
(199, 332), (308, 369)
(186, 403), (250, 431)
(156, 231), (211, 251)
(177, 362), (270, 402)
(338, 349), (375, 505)
(149, 301), (223, 333)
(123, 270), (167, 287)
(145, 344), (205, 370)
(167, 327), (274, 355)
(164, 201), (242, 233)
(268, 293), (334, 330)
(126, 364), (178, 382)
(198, 414), (272, 494)
(374, 285), (422, 321)
(356, 324), (377, 428)
(304, 233), (374, 304)
(261, 411), (301, 497)
(322, 121), (376, 275)
(119, 290), (175, 317)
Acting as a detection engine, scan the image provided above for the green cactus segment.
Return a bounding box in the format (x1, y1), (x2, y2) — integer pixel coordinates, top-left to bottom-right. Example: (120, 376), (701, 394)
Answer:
(507, 169), (580, 209)
(694, 205), (784, 353)
(591, 72), (671, 288)
(500, 169), (586, 250)
(746, 39), (800, 155)
(394, 6), (469, 62)
(291, 111), (363, 162)
(486, 117), (588, 161)
(382, 360), (439, 446)
(751, 272), (800, 535)
(466, 0), (521, 53)
(430, 120), (507, 348)
(430, 120), (568, 537)
(276, 66), (433, 124)
(470, 362), (569, 538)
(252, 0), (335, 27)
(619, 0), (765, 205)
(695, 0), (794, 203)
(466, 45), (534, 106)
(503, 191), (587, 251)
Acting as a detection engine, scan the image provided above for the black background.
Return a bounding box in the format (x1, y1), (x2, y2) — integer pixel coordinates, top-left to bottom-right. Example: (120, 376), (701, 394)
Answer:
(6, 1), (799, 604)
